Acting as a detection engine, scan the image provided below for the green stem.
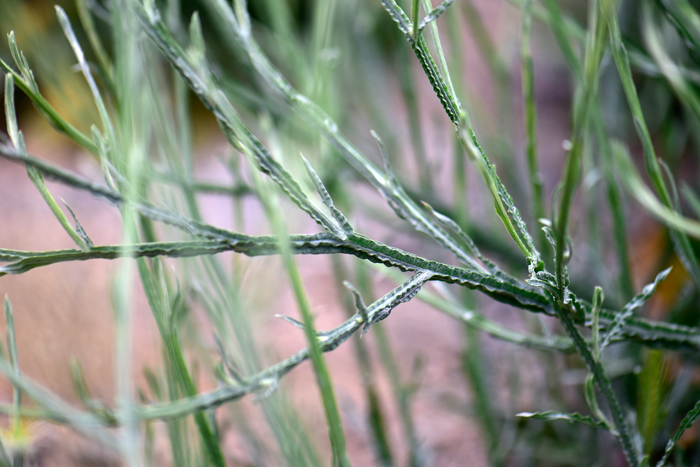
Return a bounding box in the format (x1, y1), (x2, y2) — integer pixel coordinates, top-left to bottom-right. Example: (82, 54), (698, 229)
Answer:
(254, 170), (351, 467)
(520, 0), (547, 259)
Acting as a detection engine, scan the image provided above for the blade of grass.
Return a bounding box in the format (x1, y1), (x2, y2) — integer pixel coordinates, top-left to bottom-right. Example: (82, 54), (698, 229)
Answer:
(638, 349), (669, 457)
(76, 0), (113, 81)
(411, 0), (420, 39)
(5, 73), (90, 250)
(56, 6), (118, 165)
(463, 325), (501, 465)
(654, 0), (700, 65)
(333, 259), (394, 467)
(461, 0), (523, 200)
(251, 168), (351, 467)
(396, 42), (432, 193)
(613, 142), (700, 239)
(540, 0), (583, 79)
(594, 113), (635, 301)
(4, 296), (22, 466)
(0, 36), (97, 153)
(553, 0), (606, 294)
(642, 1), (700, 124)
(355, 264), (425, 467)
(516, 411), (610, 430)
(520, 0), (547, 258)
(137, 257), (226, 467)
(421, 0), (457, 108)
(682, 184), (700, 218)
(655, 397), (700, 467)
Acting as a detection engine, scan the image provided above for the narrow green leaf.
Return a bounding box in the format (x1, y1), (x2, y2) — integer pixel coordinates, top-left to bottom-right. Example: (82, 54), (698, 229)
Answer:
(600, 268), (672, 352)
(642, 2), (700, 123)
(55, 6), (118, 163)
(188, 12), (205, 64)
(343, 281), (369, 325)
(655, 0), (700, 65)
(70, 359), (93, 404)
(591, 286), (604, 361)
(0, 56), (96, 153)
(418, 0), (455, 32)
(7, 32), (38, 92)
(517, 411), (610, 430)
(62, 202), (94, 249)
(411, 0), (420, 38)
(4, 73), (19, 146)
(656, 398), (700, 467)
(252, 164), (351, 466)
(584, 374), (613, 431)
(301, 155), (353, 239)
(25, 165), (90, 250)
(520, 0), (547, 259)
(275, 314), (307, 331)
(613, 143), (700, 239)
(540, 0), (583, 79)
(4, 296), (20, 439)
(421, 201), (495, 274)
(76, 0), (113, 80)
(420, 0), (457, 104)
(682, 184), (700, 219)
(361, 270), (432, 335)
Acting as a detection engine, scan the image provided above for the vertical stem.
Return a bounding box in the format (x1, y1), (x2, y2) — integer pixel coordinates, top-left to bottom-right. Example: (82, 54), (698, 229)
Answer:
(333, 258), (394, 467)
(554, 0), (606, 291)
(411, 0), (420, 39)
(356, 266), (424, 467)
(4, 297), (22, 467)
(397, 45), (433, 193)
(520, 0), (547, 260)
(113, 1), (141, 464)
(462, 324), (501, 466)
(254, 169), (351, 467)
(555, 306), (639, 466)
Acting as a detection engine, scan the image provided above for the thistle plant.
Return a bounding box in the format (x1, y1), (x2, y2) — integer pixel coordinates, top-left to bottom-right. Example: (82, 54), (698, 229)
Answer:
(2, 0), (700, 466)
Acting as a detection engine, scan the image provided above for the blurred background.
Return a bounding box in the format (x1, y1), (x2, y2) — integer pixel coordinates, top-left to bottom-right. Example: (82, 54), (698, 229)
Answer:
(1, 0), (700, 465)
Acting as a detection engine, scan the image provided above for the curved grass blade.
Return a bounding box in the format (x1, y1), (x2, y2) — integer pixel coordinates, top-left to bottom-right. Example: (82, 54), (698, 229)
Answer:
(5, 74), (90, 250)
(301, 155), (353, 239)
(656, 399), (700, 467)
(252, 167), (351, 467)
(418, 0), (455, 32)
(599, 267), (672, 353)
(613, 142), (700, 239)
(420, 202), (496, 274)
(0, 42), (96, 153)
(654, 0), (700, 66)
(55, 7), (118, 162)
(642, 2), (700, 123)
(517, 411), (611, 430)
